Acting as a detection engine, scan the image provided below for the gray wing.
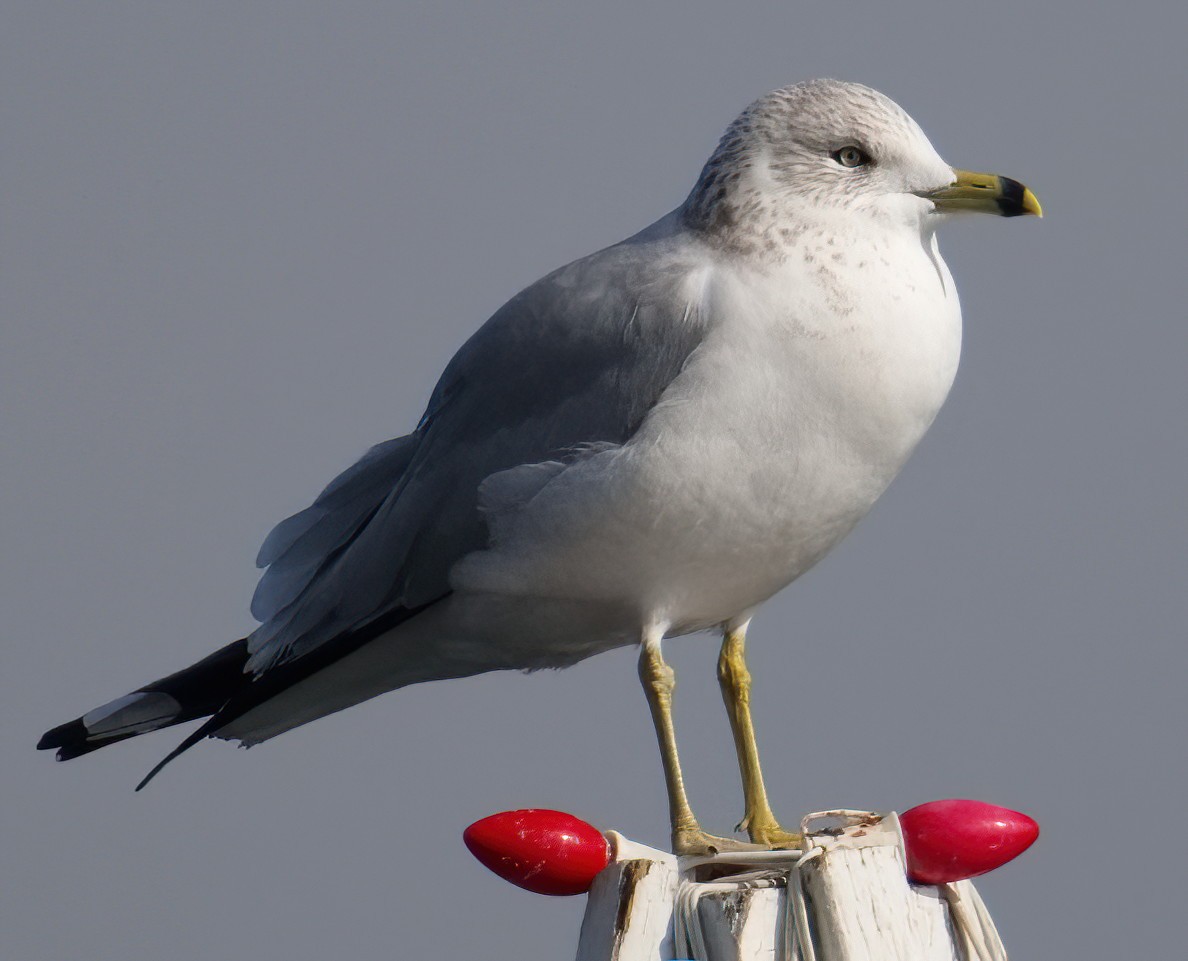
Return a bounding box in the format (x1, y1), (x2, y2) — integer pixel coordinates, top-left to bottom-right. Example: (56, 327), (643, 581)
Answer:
(246, 235), (709, 674)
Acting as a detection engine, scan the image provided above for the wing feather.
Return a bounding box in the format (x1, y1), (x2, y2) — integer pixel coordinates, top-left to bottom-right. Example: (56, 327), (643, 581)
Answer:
(247, 225), (711, 673)
(250, 435), (420, 621)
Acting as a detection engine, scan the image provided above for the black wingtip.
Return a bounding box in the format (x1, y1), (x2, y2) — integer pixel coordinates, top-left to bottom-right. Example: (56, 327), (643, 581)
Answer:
(134, 720), (218, 791)
(39, 718), (144, 761)
(38, 718), (90, 758)
(38, 718), (83, 752)
(40, 637), (252, 774)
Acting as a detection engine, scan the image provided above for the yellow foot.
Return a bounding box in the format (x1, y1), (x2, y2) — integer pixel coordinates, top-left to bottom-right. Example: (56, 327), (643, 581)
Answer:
(748, 825), (802, 849)
(672, 826), (767, 857)
(737, 815), (803, 850)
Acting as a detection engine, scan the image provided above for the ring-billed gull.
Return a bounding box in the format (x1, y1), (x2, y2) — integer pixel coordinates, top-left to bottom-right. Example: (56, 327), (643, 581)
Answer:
(39, 79), (1039, 855)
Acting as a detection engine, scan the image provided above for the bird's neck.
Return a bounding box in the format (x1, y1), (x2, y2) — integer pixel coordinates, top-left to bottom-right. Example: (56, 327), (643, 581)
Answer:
(682, 155), (780, 257)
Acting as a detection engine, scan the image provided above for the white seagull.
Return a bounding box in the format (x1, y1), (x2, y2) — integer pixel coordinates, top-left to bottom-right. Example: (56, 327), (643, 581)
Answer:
(40, 80), (1039, 854)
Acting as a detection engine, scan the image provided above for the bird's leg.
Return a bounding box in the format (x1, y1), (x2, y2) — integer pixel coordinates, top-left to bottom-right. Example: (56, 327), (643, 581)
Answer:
(717, 621), (801, 849)
(639, 628), (754, 856)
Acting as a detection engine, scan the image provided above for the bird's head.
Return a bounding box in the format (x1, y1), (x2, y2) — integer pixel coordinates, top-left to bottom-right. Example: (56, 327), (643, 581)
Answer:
(684, 79), (1040, 249)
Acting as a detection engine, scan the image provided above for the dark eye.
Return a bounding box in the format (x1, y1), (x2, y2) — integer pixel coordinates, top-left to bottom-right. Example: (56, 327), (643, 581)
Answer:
(832, 146), (871, 168)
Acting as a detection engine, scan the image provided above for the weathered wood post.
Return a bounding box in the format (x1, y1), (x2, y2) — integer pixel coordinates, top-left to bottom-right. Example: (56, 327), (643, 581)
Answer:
(575, 811), (1010, 961)
(463, 801), (1035, 961)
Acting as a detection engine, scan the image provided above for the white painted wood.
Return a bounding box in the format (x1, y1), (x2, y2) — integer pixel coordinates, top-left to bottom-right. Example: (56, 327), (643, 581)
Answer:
(674, 869), (788, 961)
(941, 880), (1007, 961)
(575, 833), (679, 961)
(574, 813), (1009, 961)
(794, 813), (959, 961)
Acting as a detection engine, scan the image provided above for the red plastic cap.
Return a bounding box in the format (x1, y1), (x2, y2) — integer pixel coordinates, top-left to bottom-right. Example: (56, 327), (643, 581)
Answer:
(463, 809), (611, 896)
(900, 798), (1039, 885)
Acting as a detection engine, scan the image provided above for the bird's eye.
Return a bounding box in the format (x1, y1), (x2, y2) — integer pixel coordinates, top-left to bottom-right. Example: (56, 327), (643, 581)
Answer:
(832, 146), (871, 168)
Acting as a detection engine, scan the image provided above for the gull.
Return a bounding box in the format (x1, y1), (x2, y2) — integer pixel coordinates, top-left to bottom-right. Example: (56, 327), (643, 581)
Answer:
(39, 80), (1039, 855)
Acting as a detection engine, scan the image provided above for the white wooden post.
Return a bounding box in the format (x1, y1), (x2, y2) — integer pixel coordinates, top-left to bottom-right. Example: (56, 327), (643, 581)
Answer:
(575, 833), (680, 961)
(575, 811), (1008, 961)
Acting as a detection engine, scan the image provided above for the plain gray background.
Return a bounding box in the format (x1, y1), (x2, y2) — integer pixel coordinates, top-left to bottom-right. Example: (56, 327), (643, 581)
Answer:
(4, 2), (1184, 959)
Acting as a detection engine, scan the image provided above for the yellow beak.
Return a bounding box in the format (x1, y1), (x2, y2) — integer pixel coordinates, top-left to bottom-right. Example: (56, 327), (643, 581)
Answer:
(923, 169), (1042, 217)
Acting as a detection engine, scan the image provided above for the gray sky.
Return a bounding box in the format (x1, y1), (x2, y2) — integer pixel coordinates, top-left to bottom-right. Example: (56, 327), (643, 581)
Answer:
(4, 3), (1184, 959)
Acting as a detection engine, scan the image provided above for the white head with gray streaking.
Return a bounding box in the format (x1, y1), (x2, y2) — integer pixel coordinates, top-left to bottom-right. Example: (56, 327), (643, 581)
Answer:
(683, 79), (1038, 255)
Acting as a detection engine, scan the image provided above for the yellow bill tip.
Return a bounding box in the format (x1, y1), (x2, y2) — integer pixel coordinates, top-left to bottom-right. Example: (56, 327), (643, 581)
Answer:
(1020, 185), (1043, 218)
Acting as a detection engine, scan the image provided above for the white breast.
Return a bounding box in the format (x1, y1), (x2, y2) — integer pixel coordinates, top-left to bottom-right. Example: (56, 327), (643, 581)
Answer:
(451, 226), (961, 630)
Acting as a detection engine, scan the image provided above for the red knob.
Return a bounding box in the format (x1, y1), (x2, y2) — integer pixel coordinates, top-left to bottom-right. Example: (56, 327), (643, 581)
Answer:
(900, 798), (1039, 884)
(463, 809), (611, 896)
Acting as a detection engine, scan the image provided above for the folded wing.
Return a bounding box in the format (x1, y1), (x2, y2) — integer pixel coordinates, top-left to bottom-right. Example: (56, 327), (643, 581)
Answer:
(246, 232), (711, 676)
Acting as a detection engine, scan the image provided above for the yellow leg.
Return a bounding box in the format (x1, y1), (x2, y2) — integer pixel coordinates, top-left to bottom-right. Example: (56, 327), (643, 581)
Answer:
(639, 629), (755, 856)
(717, 622), (801, 848)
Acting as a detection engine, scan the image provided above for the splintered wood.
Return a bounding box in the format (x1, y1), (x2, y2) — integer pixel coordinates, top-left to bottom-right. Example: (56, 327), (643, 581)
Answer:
(574, 814), (1007, 961)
